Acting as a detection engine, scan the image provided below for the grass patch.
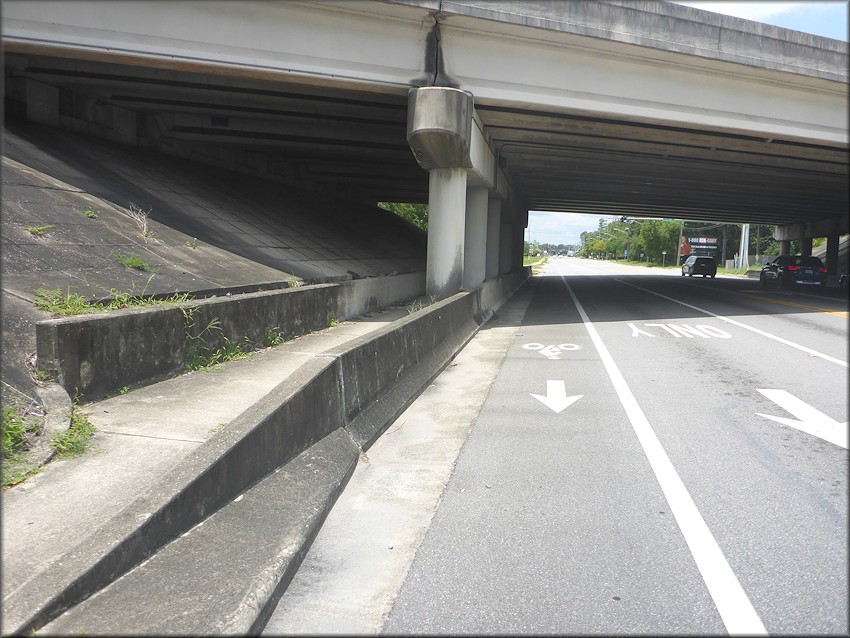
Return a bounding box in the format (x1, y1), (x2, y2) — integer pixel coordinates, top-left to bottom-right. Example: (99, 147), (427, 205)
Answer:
(24, 225), (52, 237)
(84, 209), (99, 219)
(34, 287), (99, 316)
(51, 397), (96, 459)
(183, 311), (252, 371)
(523, 255), (549, 275)
(327, 317), (339, 328)
(2, 390), (45, 488)
(33, 280), (194, 317)
(2, 403), (42, 459)
(264, 326), (285, 347)
(114, 253), (151, 271)
(406, 294), (438, 315)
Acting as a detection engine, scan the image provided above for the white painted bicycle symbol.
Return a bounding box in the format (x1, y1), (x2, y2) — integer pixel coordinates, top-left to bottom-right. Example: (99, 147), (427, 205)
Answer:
(522, 342), (581, 360)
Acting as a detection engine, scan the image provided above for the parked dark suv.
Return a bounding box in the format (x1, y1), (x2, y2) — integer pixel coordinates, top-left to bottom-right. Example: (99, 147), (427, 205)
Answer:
(759, 255), (827, 289)
(681, 255), (717, 278)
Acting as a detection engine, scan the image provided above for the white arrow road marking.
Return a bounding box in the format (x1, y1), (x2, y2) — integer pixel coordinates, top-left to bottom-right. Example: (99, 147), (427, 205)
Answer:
(530, 380), (582, 414)
(756, 389), (848, 449)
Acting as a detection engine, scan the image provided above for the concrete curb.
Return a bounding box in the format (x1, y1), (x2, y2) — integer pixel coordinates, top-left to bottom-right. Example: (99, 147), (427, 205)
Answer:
(6, 269), (528, 635)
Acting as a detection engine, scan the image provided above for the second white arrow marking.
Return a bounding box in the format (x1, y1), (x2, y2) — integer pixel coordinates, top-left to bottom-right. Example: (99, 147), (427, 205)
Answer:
(530, 380), (582, 414)
(756, 389), (848, 449)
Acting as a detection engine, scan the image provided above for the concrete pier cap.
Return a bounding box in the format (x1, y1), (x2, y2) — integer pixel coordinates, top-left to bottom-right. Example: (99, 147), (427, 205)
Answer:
(407, 86), (474, 169)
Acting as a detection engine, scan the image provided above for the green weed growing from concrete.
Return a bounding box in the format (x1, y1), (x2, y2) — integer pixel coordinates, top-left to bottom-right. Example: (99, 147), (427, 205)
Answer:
(327, 317), (339, 328)
(182, 309), (252, 371)
(84, 209), (99, 219)
(33, 279), (194, 317)
(24, 225), (52, 237)
(34, 287), (99, 316)
(50, 392), (96, 459)
(185, 239), (198, 250)
(2, 403), (41, 460)
(1, 387), (46, 488)
(114, 252), (151, 271)
(264, 326), (285, 347)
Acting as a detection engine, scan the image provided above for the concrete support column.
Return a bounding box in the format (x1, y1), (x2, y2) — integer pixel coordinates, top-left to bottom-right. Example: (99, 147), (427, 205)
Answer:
(426, 168), (468, 298)
(800, 237), (813, 256)
(825, 233), (839, 283)
(485, 198), (502, 280)
(513, 223), (526, 271)
(499, 219), (513, 275)
(463, 186), (488, 290)
(407, 86), (474, 299)
(780, 240), (791, 254)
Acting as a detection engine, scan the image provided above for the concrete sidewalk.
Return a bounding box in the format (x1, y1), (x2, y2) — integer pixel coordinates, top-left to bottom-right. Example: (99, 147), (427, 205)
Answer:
(1, 303), (411, 634)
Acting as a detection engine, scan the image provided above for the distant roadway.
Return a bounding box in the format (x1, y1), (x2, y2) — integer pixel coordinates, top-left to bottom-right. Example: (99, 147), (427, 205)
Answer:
(267, 258), (849, 636)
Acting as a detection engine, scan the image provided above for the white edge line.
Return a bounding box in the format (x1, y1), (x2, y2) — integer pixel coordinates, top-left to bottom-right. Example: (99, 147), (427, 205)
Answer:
(614, 279), (847, 367)
(561, 275), (767, 636)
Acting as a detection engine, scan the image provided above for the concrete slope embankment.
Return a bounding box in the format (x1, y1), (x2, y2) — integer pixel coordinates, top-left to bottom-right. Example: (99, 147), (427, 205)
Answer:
(2, 270), (529, 636)
(1, 119), (426, 397)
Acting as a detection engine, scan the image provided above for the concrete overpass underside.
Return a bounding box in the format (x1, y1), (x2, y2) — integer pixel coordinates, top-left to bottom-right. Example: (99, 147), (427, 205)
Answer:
(3, 0), (848, 296)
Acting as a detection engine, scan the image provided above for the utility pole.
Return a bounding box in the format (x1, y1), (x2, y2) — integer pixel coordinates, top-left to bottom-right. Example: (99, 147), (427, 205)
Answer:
(738, 223), (750, 269)
(676, 220), (685, 266)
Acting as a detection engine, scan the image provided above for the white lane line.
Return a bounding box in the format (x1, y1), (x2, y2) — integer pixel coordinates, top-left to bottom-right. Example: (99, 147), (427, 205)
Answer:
(616, 279), (847, 367)
(561, 275), (767, 636)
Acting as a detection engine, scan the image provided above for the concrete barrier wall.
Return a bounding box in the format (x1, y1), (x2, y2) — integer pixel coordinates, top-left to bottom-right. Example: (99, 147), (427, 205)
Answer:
(478, 267), (531, 317)
(36, 273), (425, 401)
(334, 292), (480, 448)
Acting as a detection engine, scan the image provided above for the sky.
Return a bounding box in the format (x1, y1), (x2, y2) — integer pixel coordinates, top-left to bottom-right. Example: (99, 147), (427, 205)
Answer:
(527, 1), (848, 247)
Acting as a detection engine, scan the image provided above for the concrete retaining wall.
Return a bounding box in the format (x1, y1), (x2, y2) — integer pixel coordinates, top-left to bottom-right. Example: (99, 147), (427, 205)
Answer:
(36, 272), (425, 401)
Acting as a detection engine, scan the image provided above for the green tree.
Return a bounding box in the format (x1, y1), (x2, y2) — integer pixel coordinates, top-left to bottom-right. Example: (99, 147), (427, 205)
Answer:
(638, 220), (680, 264)
(378, 202), (428, 231)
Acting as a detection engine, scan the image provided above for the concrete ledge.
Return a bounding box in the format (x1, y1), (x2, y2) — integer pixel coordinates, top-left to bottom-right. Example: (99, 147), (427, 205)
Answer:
(36, 272), (425, 401)
(8, 268), (526, 635)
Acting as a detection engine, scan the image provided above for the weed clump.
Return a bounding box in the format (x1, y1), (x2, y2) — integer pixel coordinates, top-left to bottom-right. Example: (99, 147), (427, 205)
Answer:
(114, 253), (151, 271)
(24, 225), (52, 237)
(33, 278), (193, 317)
(182, 309), (251, 371)
(2, 389), (45, 488)
(51, 392), (95, 459)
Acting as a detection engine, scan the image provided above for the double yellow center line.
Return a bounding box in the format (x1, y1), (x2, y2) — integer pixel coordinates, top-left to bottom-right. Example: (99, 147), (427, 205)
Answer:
(734, 291), (848, 318)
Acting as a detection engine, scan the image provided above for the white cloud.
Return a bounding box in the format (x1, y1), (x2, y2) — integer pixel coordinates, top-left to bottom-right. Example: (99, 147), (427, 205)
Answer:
(527, 211), (613, 246)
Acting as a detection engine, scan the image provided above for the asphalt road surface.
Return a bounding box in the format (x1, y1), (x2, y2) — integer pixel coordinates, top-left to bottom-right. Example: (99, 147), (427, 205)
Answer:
(267, 258), (848, 636)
